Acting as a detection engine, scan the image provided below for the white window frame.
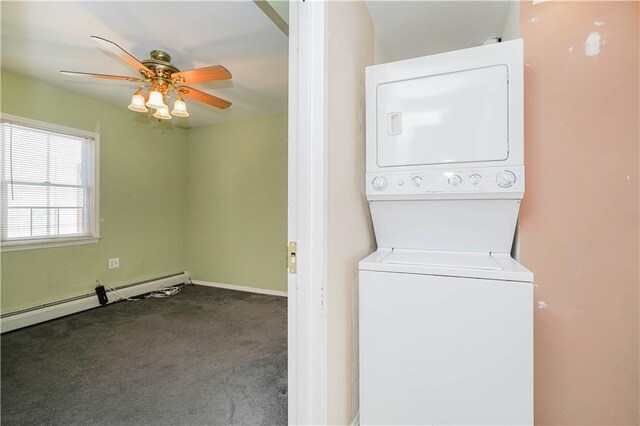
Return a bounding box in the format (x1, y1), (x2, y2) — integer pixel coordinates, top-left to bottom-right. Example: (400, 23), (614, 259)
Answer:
(0, 114), (100, 252)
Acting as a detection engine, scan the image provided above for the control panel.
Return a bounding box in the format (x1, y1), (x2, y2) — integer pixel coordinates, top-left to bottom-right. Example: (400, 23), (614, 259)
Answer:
(366, 165), (525, 198)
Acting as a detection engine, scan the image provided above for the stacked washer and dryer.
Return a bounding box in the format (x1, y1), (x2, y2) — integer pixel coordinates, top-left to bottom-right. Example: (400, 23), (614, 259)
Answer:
(359, 40), (533, 424)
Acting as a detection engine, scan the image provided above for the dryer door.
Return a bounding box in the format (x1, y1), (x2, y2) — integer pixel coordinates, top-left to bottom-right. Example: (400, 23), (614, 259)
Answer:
(377, 64), (509, 167)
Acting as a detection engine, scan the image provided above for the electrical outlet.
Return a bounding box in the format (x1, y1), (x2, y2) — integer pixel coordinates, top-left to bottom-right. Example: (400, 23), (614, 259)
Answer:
(108, 258), (120, 269)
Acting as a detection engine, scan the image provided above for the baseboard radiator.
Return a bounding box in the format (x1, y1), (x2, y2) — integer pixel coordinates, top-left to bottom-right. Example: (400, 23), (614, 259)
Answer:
(1, 272), (189, 334)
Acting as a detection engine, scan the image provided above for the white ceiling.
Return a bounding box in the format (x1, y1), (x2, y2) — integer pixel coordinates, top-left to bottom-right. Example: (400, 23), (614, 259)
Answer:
(1, 1), (288, 128)
(365, 1), (512, 63)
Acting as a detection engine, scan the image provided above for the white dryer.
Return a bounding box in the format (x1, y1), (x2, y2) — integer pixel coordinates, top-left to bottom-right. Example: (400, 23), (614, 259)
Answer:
(359, 40), (533, 425)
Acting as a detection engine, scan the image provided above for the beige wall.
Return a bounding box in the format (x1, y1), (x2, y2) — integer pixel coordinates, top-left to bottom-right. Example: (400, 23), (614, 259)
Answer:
(519, 1), (639, 424)
(326, 1), (375, 424)
(502, 1), (520, 42)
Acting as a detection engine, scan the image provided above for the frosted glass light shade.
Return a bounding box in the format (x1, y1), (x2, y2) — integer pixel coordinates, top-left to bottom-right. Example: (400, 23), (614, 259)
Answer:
(128, 89), (148, 113)
(171, 98), (189, 117)
(153, 104), (171, 120)
(146, 89), (165, 109)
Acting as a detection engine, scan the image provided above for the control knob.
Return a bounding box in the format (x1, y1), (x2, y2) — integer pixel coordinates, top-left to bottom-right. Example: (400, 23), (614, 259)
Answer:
(447, 175), (462, 186)
(469, 174), (481, 185)
(372, 176), (387, 191)
(411, 176), (423, 187)
(497, 170), (516, 188)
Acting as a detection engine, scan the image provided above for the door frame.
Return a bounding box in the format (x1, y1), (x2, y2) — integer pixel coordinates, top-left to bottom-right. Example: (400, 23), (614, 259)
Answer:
(287, 1), (328, 424)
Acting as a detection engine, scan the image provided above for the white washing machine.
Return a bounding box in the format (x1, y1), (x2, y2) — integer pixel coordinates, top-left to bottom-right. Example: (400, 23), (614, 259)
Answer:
(359, 40), (533, 425)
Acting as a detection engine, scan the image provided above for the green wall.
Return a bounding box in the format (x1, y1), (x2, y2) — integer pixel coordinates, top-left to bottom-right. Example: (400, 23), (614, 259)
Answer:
(0, 70), (188, 312)
(0, 71), (287, 313)
(185, 115), (287, 292)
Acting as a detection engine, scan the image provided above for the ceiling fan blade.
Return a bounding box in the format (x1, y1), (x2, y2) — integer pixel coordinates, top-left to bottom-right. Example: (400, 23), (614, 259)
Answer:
(179, 86), (231, 109)
(172, 65), (232, 84)
(91, 36), (153, 78)
(60, 71), (143, 82)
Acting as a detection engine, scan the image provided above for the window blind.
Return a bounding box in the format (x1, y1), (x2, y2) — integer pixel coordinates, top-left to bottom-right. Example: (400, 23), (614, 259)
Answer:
(1, 120), (95, 243)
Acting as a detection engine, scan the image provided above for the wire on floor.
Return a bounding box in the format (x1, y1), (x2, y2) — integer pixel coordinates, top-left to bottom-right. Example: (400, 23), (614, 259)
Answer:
(147, 283), (186, 298)
(96, 280), (188, 302)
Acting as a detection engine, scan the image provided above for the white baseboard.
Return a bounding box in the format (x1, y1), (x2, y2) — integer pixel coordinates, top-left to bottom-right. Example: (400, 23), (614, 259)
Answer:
(192, 280), (287, 297)
(1, 272), (189, 334)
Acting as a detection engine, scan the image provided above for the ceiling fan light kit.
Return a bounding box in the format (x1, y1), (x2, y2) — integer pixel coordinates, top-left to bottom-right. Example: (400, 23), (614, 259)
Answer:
(146, 87), (165, 110)
(62, 36), (232, 121)
(171, 97), (190, 118)
(153, 103), (172, 120)
(127, 88), (148, 113)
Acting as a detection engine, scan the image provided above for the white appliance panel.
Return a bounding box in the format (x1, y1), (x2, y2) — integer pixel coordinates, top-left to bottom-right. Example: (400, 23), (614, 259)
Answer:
(377, 65), (509, 168)
(366, 165), (524, 200)
(369, 199), (520, 252)
(366, 39), (524, 174)
(359, 270), (534, 425)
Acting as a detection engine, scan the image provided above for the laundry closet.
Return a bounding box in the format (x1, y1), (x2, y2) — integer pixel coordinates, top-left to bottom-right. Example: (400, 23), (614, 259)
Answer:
(357, 2), (531, 424)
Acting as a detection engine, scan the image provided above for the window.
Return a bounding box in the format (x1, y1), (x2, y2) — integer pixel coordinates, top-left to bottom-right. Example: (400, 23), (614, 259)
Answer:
(1, 115), (99, 251)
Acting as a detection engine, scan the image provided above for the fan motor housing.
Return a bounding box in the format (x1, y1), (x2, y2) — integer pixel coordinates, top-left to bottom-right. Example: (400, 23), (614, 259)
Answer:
(142, 50), (180, 78)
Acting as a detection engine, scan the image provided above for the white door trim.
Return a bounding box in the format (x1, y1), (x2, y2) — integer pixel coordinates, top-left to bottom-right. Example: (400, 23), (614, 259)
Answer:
(288, 1), (328, 424)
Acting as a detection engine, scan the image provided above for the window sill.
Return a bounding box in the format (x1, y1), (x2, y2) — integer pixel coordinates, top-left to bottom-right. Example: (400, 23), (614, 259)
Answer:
(1, 236), (101, 252)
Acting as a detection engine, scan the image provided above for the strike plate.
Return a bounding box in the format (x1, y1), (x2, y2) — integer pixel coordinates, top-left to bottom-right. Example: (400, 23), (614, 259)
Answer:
(287, 241), (297, 274)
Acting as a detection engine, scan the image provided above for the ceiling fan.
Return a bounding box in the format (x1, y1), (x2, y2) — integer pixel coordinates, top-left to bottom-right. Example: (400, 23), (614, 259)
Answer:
(61, 36), (232, 120)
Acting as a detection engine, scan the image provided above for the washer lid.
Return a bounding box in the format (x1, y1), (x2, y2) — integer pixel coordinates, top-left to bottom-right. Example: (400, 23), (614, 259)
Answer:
(382, 249), (502, 270)
(360, 248), (533, 282)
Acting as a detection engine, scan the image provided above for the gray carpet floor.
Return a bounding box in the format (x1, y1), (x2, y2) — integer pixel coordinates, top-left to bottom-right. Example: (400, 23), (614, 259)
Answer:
(1, 285), (287, 426)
